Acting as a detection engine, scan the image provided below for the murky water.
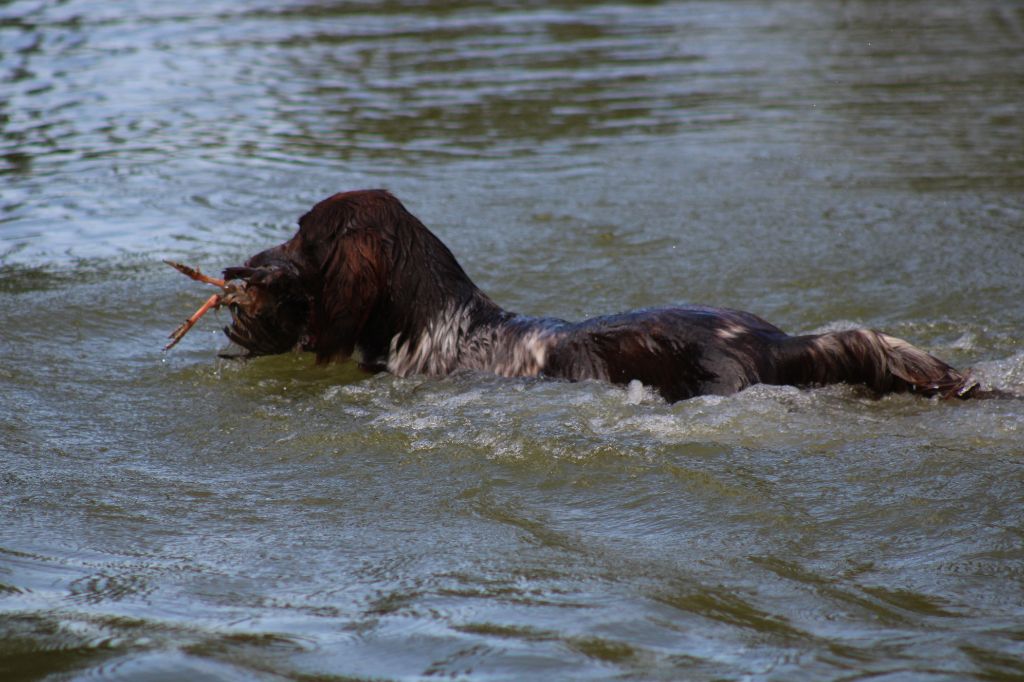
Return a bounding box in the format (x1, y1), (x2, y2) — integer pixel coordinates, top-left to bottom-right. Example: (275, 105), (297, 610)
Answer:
(2, 1), (1023, 680)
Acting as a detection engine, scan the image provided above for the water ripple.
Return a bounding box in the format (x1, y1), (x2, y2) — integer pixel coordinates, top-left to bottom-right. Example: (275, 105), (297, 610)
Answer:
(2, 1), (1023, 680)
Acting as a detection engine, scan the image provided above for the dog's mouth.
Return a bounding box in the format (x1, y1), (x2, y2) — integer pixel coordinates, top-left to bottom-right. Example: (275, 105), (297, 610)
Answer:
(164, 260), (310, 357)
(220, 278), (309, 357)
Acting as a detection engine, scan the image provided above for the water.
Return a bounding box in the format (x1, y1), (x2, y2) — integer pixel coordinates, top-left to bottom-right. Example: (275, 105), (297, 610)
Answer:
(2, 1), (1023, 680)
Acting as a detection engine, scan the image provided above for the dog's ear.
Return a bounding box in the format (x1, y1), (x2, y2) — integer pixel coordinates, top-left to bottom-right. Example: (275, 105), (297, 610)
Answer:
(312, 228), (388, 363)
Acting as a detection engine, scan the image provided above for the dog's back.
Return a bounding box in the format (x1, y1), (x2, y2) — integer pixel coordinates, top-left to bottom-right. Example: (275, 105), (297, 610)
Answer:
(543, 307), (976, 402)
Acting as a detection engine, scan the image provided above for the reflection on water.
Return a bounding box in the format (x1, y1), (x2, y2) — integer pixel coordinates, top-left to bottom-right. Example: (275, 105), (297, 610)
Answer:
(1, 0), (1023, 680)
(2, 1), (1021, 268)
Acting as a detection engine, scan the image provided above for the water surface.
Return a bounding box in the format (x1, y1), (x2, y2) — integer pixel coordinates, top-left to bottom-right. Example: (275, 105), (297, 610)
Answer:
(2, 1), (1023, 680)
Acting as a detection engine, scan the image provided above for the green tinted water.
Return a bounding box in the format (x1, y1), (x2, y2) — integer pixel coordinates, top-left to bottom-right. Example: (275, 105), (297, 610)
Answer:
(1, 1), (1023, 680)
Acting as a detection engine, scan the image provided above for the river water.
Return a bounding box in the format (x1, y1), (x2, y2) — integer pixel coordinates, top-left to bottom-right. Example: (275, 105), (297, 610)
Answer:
(2, 1), (1023, 680)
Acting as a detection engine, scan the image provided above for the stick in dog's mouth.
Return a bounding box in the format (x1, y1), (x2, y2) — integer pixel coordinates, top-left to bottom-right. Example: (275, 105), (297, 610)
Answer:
(164, 260), (229, 351)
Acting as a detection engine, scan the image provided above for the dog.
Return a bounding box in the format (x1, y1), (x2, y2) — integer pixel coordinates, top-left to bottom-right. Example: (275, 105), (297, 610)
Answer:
(212, 189), (976, 402)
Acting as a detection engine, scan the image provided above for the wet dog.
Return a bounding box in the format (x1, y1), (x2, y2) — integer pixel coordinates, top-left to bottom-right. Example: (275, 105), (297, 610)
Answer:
(211, 189), (976, 402)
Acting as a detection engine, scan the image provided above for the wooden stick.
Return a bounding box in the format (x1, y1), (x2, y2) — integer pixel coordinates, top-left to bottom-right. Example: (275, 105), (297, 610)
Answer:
(164, 260), (226, 288)
(164, 293), (222, 350)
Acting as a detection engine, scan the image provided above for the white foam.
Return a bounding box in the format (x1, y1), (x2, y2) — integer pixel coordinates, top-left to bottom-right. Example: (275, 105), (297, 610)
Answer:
(970, 351), (1024, 392)
(625, 379), (647, 405)
(950, 332), (978, 351)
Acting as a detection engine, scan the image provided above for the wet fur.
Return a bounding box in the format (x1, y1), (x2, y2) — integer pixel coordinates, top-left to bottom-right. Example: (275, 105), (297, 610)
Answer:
(220, 190), (977, 402)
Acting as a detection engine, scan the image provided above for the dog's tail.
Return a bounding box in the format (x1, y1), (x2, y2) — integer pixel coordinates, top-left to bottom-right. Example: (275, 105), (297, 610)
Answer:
(775, 329), (977, 398)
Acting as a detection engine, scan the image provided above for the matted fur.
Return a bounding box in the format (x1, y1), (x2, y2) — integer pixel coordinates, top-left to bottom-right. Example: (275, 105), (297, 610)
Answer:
(218, 190), (977, 402)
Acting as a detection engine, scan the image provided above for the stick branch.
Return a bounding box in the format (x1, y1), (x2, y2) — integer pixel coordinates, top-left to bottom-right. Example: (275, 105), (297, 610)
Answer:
(164, 293), (222, 350)
(164, 260), (226, 288)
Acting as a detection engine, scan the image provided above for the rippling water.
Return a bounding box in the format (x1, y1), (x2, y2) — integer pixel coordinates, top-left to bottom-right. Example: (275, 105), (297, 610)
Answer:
(2, 1), (1023, 680)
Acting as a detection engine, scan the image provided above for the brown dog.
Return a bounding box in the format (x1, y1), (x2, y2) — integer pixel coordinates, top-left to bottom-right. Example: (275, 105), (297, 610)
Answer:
(177, 189), (976, 402)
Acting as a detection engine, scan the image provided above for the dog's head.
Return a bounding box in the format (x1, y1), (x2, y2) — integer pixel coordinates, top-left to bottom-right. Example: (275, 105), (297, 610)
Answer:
(223, 190), (452, 363)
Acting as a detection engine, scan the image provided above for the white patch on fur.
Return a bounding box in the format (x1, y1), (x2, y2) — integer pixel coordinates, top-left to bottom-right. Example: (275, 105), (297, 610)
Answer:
(387, 302), (472, 377)
(489, 327), (551, 377)
(809, 333), (846, 355)
(878, 332), (913, 353)
(877, 332), (940, 379)
(386, 303), (557, 379)
(715, 321), (746, 340)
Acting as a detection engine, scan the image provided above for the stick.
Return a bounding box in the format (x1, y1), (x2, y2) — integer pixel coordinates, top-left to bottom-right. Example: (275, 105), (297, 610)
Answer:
(164, 293), (222, 350)
(164, 260), (226, 288)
